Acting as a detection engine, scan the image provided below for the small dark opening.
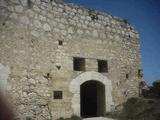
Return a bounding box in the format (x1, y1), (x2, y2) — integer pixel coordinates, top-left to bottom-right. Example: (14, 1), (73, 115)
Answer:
(44, 73), (50, 79)
(126, 74), (129, 79)
(91, 15), (98, 21)
(20, 36), (24, 39)
(129, 35), (131, 38)
(2, 22), (5, 26)
(58, 40), (63, 45)
(73, 57), (85, 71)
(54, 91), (63, 99)
(27, 0), (33, 8)
(98, 60), (108, 73)
(124, 19), (128, 24)
(138, 69), (143, 78)
(81, 81), (105, 118)
(56, 65), (61, 70)
(88, 9), (98, 21)
(124, 91), (127, 96)
(26, 117), (32, 120)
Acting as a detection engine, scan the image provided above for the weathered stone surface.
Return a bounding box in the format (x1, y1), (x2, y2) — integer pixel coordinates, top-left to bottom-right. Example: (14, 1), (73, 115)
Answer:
(28, 78), (36, 85)
(20, 16), (30, 24)
(12, 0), (20, 4)
(93, 30), (99, 37)
(0, 0), (143, 120)
(20, 0), (28, 6)
(33, 20), (42, 28)
(0, 63), (10, 92)
(15, 5), (23, 13)
(54, 0), (64, 4)
(43, 23), (51, 31)
(31, 30), (40, 37)
(10, 13), (18, 19)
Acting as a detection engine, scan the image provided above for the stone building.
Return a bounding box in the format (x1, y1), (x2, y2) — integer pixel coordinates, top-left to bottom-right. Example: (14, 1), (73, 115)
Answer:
(0, 0), (143, 119)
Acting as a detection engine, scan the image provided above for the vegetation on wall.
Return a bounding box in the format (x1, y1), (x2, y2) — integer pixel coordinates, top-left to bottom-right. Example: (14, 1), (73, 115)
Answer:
(142, 80), (160, 98)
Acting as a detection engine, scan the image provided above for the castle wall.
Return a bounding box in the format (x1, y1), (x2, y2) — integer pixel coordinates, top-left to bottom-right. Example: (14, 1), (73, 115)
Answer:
(0, 0), (142, 119)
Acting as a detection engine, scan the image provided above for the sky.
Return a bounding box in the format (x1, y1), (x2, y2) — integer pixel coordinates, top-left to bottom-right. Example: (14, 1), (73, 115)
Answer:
(64, 0), (160, 85)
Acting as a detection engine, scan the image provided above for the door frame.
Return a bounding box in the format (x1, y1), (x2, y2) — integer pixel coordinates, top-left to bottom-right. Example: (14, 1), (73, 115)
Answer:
(69, 71), (114, 116)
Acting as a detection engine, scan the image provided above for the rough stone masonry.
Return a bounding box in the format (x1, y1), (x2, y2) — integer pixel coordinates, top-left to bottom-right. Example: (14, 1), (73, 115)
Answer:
(0, 0), (143, 119)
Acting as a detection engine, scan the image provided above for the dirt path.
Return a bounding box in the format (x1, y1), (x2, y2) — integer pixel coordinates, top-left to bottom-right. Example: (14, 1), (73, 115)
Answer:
(83, 117), (115, 120)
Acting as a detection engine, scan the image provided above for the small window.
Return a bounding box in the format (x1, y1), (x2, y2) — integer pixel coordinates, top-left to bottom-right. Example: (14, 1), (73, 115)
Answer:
(54, 91), (63, 99)
(73, 57), (85, 71)
(26, 117), (32, 120)
(138, 69), (143, 78)
(126, 74), (129, 79)
(27, 0), (33, 8)
(98, 60), (108, 73)
(2, 22), (5, 26)
(58, 40), (63, 45)
(56, 65), (61, 70)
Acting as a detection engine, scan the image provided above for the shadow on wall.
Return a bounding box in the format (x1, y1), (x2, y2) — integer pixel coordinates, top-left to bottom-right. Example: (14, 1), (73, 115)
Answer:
(0, 91), (14, 120)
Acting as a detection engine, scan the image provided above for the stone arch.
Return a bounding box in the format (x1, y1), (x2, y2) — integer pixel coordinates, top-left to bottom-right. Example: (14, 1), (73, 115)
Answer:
(69, 71), (114, 116)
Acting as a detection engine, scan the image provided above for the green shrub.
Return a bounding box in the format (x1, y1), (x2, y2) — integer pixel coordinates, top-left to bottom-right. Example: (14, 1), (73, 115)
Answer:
(58, 117), (65, 120)
(105, 97), (160, 120)
(121, 97), (153, 119)
(105, 111), (122, 118)
(70, 115), (81, 120)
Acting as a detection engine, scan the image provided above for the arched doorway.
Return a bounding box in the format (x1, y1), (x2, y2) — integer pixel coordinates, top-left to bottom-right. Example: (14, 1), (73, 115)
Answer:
(80, 80), (105, 118)
(69, 71), (113, 116)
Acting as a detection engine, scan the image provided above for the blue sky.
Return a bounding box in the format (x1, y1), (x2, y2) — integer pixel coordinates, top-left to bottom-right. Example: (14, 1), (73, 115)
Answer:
(65, 0), (160, 85)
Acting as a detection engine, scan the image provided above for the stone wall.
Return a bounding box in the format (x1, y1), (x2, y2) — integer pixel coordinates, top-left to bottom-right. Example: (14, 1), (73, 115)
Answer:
(0, 0), (142, 119)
